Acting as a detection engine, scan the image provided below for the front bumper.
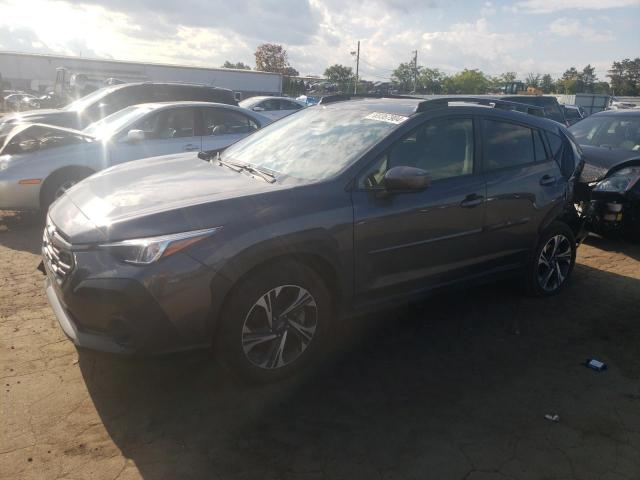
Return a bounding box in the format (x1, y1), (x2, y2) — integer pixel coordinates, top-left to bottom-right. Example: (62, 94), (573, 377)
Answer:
(42, 235), (218, 355)
(45, 275), (134, 354)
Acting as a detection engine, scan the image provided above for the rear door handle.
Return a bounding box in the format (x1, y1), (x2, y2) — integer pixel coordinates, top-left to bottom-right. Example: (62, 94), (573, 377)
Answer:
(184, 144), (200, 151)
(460, 194), (484, 208)
(539, 174), (556, 186)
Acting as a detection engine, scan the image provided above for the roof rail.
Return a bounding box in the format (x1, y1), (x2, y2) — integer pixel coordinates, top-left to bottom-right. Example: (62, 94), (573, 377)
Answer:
(415, 96), (545, 115)
(318, 93), (424, 105)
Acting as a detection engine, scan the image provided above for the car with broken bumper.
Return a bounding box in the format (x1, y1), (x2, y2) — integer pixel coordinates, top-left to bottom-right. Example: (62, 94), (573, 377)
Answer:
(570, 110), (640, 239)
(42, 96), (584, 383)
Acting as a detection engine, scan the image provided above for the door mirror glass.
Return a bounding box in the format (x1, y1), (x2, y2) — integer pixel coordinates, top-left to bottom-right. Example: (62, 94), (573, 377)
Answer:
(252, 106), (265, 112)
(384, 166), (430, 191)
(126, 129), (145, 142)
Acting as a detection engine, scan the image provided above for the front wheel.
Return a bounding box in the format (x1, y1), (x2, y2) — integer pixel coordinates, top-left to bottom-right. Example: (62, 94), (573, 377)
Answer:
(526, 222), (576, 297)
(216, 261), (333, 383)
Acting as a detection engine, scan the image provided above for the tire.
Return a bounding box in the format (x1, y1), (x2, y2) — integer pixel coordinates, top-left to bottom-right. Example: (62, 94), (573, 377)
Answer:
(41, 169), (92, 211)
(216, 261), (334, 383)
(526, 222), (576, 297)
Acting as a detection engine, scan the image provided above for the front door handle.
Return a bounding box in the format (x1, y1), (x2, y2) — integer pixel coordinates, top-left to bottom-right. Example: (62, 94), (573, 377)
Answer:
(460, 193), (484, 208)
(184, 144), (200, 151)
(539, 174), (556, 186)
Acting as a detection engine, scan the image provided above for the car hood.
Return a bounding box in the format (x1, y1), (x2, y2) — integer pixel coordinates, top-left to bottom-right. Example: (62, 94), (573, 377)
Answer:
(51, 152), (285, 242)
(0, 109), (77, 129)
(0, 123), (96, 155)
(579, 145), (640, 182)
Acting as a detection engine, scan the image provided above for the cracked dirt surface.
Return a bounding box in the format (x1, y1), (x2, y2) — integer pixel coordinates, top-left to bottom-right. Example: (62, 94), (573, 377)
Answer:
(1, 209), (640, 480)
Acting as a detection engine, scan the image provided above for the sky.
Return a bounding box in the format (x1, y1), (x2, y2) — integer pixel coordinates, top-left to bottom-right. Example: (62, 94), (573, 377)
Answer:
(0, 0), (638, 81)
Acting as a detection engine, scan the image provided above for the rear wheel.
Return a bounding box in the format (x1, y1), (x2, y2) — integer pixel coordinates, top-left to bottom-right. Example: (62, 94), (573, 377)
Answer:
(216, 261), (333, 383)
(526, 222), (576, 297)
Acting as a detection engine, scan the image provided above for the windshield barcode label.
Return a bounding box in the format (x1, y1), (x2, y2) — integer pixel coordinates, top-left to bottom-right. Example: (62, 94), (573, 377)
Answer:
(364, 112), (408, 124)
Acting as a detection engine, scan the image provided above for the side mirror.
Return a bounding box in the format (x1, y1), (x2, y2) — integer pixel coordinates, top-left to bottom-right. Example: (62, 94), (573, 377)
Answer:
(383, 166), (430, 192)
(252, 106), (265, 112)
(126, 129), (145, 142)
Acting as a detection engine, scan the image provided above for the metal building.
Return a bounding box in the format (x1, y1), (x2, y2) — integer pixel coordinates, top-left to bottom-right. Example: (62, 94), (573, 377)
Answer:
(0, 51), (282, 97)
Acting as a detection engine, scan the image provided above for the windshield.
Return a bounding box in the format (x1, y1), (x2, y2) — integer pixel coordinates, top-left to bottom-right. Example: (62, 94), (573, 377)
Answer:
(222, 106), (403, 181)
(570, 115), (640, 152)
(63, 86), (118, 112)
(83, 105), (155, 138)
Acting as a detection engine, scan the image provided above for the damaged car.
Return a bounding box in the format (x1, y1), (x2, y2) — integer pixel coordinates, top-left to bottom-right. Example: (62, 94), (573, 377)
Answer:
(570, 110), (640, 240)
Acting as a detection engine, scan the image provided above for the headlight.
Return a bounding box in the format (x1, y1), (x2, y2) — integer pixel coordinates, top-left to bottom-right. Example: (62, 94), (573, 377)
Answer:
(593, 166), (640, 193)
(99, 227), (222, 265)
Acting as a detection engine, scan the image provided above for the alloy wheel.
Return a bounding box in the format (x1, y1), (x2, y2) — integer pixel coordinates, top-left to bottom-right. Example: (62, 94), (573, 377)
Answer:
(537, 234), (572, 292)
(241, 285), (318, 370)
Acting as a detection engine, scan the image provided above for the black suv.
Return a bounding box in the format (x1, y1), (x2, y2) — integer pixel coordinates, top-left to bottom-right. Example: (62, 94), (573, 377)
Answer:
(42, 96), (584, 382)
(0, 82), (237, 131)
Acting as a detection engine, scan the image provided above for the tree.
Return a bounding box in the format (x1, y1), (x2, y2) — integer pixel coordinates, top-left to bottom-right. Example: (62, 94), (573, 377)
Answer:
(254, 43), (297, 75)
(418, 68), (445, 94)
(558, 67), (582, 94)
(526, 73), (541, 89)
(222, 61), (251, 70)
(608, 58), (640, 95)
(391, 61), (420, 92)
(540, 74), (555, 93)
(580, 64), (597, 93)
(442, 69), (490, 94)
(324, 64), (354, 84)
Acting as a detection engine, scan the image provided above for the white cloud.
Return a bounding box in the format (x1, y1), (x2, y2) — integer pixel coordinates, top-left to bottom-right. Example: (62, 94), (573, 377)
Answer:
(515, 0), (640, 14)
(547, 17), (614, 43)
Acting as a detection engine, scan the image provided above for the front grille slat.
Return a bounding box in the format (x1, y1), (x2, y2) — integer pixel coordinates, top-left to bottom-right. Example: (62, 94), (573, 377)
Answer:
(43, 218), (74, 283)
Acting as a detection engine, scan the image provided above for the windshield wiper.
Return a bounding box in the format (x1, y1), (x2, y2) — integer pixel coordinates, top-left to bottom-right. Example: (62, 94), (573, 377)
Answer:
(214, 152), (276, 183)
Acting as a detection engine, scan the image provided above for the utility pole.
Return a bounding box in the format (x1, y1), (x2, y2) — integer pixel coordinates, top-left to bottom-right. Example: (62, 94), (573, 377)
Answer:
(354, 41), (360, 94)
(412, 50), (418, 93)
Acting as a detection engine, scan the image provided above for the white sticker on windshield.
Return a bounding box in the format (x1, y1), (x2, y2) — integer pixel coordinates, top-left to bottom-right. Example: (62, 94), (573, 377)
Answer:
(364, 112), (408, 124)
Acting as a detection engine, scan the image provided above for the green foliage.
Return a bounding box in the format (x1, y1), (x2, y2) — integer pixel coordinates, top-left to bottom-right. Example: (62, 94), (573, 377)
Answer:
(222, 61), (251, 70)
(324, 64), (354, 84)
(418, 68), (445, 94)
(526, 73), (541, 88)
(540, 74), (554, 94)
(607, 58), (640, 95)
(254, 43), (298, 76)
(391, 61), (419, 92)
(442, 69), (490, 94)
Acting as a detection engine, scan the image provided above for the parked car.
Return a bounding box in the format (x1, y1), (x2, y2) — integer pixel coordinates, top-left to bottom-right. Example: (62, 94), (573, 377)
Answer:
(239, 96), (307, 120)
(0, 102), (270, 210)
(570, 109), (640, 239)
(42, 96), (584, 383)
(562, 104), (587, 126)
(502, 95), (567, 125)
(4, 93), (40, 111)
(0, 82), (238, 132)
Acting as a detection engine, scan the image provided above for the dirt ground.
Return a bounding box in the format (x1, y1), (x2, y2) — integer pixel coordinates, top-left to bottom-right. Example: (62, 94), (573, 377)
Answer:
(1, 209), (640, 480)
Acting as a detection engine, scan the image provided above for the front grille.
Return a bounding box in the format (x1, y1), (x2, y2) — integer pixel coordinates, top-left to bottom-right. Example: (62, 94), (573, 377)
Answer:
(42, 218), (74, 283)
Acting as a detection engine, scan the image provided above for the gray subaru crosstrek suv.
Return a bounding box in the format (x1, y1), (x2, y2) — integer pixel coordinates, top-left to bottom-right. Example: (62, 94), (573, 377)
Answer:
(42, 96), (585, 383)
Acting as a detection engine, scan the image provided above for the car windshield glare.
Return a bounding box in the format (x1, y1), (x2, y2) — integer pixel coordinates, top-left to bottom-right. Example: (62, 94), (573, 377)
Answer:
(570, 116), (640, 152)
(222, 106), (402, 181)
(83, 105), (155, 138)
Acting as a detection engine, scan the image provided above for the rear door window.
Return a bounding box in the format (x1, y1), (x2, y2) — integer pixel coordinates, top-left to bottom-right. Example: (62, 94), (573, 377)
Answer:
(202, 108), (259, 136)
(482, 120), (535, 171)
(533, 130), (547, 162)
(132, 107), (197, 139)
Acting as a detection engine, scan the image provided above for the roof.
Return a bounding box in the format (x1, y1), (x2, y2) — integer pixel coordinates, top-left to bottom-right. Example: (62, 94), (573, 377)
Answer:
(317, 95), (565, 132)
(591, 109), (640, 117)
